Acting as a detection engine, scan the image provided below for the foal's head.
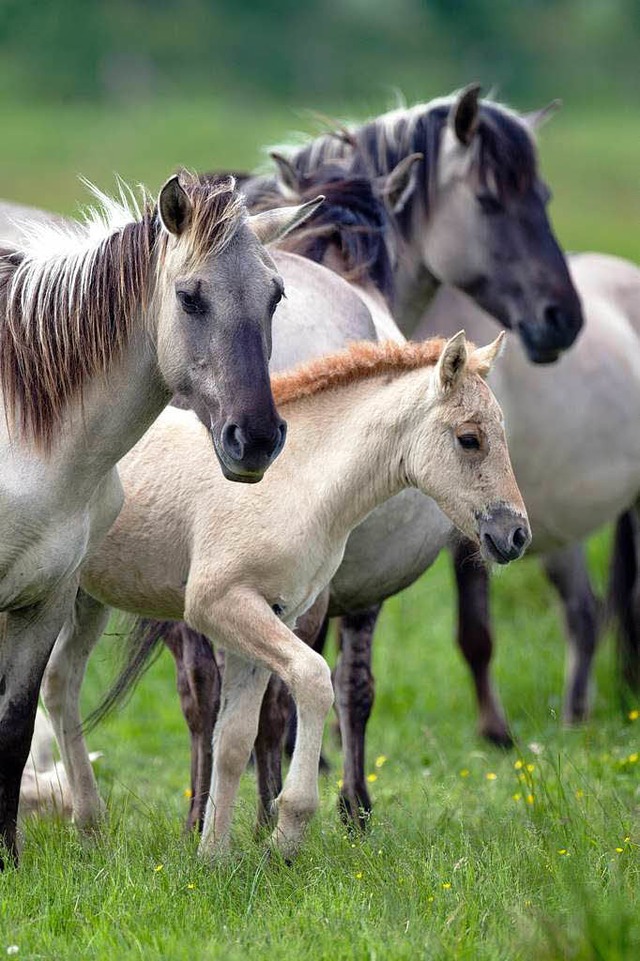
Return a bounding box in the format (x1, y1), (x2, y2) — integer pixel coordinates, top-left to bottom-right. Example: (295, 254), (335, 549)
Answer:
(154, 173), (322, 482)
(412, 331), (530, 563)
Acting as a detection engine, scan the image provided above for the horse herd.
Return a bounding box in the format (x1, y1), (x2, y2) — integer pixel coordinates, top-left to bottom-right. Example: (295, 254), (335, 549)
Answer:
(1, 84), (639, 867)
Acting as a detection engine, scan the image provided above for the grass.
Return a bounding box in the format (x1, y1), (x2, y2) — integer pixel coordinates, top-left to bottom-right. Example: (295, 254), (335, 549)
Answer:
(0, 96), (638, 959)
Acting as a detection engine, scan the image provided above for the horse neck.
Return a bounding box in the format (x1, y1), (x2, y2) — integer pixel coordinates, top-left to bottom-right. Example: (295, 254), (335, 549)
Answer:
(289, 366), (435, 537)
(388, 206), (441, 335)
(53, 311), (169, 494)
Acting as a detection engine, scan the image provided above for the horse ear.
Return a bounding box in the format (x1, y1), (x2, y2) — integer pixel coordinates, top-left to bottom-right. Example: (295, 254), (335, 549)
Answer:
(270, 152), (301, 198)
(436, 330), (468, 393)
(378, 153), (423, 215)
(158, 175), (192, 237)
(249, 195), (324, 245)
(472, 331), (506, 377)
(523, 99), (562, 131)
(449, 83), (482, 146)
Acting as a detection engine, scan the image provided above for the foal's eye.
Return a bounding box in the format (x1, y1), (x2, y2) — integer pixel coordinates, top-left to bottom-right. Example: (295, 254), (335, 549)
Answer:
(177, 289), (208, 315)
(457, 433), (481, 451)
(476, 193), (503, 216)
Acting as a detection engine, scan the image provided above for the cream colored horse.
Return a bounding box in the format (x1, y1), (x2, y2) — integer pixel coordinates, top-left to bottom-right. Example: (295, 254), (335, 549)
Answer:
(50, 333), (528, 860)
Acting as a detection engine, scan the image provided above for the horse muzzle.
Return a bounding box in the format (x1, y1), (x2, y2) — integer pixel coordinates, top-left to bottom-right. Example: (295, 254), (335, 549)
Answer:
(477, 506), (531, 565)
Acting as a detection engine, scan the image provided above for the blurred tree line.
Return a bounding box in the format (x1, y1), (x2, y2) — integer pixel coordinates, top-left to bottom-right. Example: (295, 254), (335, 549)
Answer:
(0, 0), (638, 108)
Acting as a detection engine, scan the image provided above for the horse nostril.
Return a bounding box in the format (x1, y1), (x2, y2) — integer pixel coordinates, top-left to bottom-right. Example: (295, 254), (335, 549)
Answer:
(222, 422), (245, 461)
(543, 304), (567, 334)
(511, 526), (529, 552)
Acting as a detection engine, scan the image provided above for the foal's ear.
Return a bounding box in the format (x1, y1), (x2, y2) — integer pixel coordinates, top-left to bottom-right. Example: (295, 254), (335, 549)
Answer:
(158, 175), (192, 237)
(249, 196), (325, 246)
(449, 83), (481, 146)
(436, 330), (468, 393)
(523, 99), (562, 132)
(378, 153), (423, 215)
(472, 331), (506, 377)
(270, 151), (301, 198)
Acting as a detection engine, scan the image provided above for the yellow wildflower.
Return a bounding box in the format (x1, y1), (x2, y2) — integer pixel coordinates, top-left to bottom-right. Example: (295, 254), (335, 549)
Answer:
(154, 864), (163, 873)
(514, 760), (523, 770)
(375, 755), (387, 768)
(512, 792), (522, 801)
(183, 788), (193, 799)
(628, 753), (638, 764)
(526, 763), (535, 773)
(575, 789), (584, 799)
(628, 709), (639, 721)
(459, 768), (470, 778)
(557, 849), (567, 856)
(442, 882), (451, 889)
(616, 847), (624, 854)
(486, 772), (497, 781)
(355, 871), (363, 879)
(526, 794), (535, 805)
(367, 773), (378, 783)
(337, 779), (344, 789)
(187, 883), (195, 890)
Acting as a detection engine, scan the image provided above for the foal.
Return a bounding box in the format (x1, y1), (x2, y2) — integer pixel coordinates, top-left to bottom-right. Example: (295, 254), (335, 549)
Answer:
(53, 333), (528, 859)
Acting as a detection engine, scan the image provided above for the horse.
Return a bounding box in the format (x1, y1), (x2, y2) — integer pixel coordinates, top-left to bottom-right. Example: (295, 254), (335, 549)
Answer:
(48, 332), (529, 861)
(0, 171), (320, 865)
(8, 86), (584, 832)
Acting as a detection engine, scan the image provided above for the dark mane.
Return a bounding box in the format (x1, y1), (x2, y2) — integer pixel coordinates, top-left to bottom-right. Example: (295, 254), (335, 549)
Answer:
(277, 98), (538, 237)
(243, 162), (395, 303)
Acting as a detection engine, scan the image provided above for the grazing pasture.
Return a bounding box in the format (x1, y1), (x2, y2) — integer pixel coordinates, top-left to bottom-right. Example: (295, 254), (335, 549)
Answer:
(0, 100), (639, 959)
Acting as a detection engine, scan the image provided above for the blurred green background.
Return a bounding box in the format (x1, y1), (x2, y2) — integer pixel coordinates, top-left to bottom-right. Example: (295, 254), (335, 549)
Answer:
(0, 0), (638, 261)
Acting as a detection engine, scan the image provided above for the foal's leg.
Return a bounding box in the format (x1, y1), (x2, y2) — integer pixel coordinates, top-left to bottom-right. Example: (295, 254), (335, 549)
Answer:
(253, 588), (331, 830)
(202, 650), (271, 854)
(542, 543), (600, 723)
(42, 588), (110, 828)
(0, 583), (78, 866)
(452, 539), (512, 746)
(189, 588), (333, 861)
(333, 604), (381, 826)
(164, 624), (220, 833)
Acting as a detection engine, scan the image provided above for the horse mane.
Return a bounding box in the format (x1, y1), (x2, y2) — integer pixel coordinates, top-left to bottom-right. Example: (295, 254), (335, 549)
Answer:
(0, 172), (245, 451)
(271, 337), (481, 407)
(245, 162), (395, 303)
(273, 95), (537, 237)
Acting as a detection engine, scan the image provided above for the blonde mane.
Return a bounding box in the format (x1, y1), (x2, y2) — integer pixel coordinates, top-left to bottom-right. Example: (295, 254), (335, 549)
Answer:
(271, 338), (480, 406)
(0, 173), (245, 451)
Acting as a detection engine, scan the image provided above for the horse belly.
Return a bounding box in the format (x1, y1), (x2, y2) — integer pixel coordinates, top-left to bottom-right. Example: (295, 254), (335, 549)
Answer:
(329, 491), (452, 615)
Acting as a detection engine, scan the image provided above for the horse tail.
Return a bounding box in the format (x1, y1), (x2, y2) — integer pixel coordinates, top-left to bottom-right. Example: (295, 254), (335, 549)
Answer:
(608, 507), (640, 695)
(83, 619), (167, 732)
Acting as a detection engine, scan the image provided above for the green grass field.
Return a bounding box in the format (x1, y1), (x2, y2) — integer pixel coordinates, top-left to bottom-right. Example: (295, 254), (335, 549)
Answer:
(0, 98), (639, 960)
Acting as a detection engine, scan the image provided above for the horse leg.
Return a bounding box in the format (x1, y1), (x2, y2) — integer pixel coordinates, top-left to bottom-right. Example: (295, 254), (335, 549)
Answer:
(199, 649), (270, 855)
(191, 589), (333, 862)
(284, 611), (330, 762)
(41, 588), (109, 828)
(609, 504), (640, 693)
(542, 543), (600, 723)
(0, 583), (78, 866)
(334, 604), (380, 827)
(452, 539), (512, 746)
(253, 674), (292, 830)
(164, 624), (220, 834)
(253, 587), (331, 830)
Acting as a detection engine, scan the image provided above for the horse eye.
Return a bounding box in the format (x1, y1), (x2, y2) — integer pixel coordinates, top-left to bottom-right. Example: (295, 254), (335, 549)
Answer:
(270, 283), (285, 311)
(477, 193), (502, 216)
(177, 289), (207, 315)
(457, 433), (481, 451)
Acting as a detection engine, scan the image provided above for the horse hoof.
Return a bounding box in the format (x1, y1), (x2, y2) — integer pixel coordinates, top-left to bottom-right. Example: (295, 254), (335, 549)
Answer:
(481, 727), (514, 749)
(338, 791), (372, 830)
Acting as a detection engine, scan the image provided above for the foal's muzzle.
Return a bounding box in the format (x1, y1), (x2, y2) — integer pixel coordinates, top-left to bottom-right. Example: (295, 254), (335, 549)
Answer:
(478, 506), (531, 565)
